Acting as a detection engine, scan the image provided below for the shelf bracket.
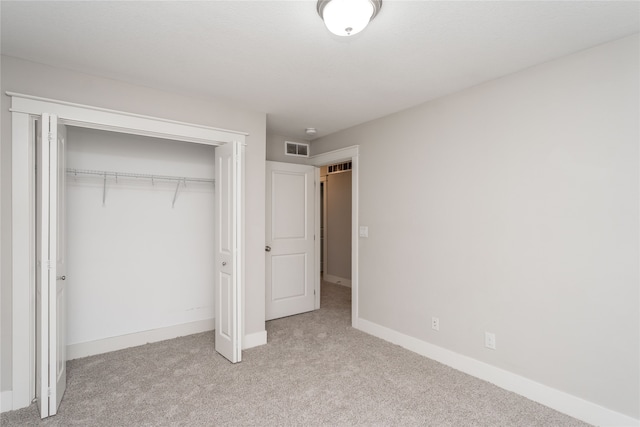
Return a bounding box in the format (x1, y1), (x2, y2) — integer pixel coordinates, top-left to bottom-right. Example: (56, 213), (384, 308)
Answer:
(102, 172), (107, 206)
(172, 178), (186, 208)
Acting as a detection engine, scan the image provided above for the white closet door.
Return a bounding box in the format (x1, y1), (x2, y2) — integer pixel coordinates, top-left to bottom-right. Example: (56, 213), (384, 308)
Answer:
(265, 161), (316, 320)
(214, 141), (242, 363)
(36, 114), (67, 418)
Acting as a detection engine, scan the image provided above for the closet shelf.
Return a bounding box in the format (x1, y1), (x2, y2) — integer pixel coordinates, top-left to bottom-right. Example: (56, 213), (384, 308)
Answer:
(66, 168), (214, 208)
(66, 168), (214, 184)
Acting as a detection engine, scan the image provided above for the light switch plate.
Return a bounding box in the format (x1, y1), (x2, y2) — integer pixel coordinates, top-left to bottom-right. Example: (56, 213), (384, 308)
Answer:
(359, 226), (369, 238)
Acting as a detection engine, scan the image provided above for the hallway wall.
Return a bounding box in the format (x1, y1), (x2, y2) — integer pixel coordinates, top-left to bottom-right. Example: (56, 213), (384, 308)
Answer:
(320, 167), (352, 284)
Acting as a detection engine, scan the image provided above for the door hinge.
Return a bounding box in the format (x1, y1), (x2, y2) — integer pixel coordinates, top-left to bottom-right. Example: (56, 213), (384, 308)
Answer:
(47, 387), (52, 397)
(47, 132), (54, 143)
(46, 260), (54, 270)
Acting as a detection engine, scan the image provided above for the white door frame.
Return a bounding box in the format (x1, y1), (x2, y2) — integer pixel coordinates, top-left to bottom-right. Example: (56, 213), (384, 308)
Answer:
(9, 92), (247, 410)
(309, 146), (359, 327)
(320, 175), (327, 277)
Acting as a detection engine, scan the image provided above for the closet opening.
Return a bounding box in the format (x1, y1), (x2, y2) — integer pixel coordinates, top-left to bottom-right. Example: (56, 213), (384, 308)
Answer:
(10, 92), (245, 416)
(61, 127), (217, 360)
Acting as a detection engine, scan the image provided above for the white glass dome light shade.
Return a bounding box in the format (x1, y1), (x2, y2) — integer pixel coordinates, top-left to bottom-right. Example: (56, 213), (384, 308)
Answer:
(317, 0), (382, 37)
(323, 0), (372, 36)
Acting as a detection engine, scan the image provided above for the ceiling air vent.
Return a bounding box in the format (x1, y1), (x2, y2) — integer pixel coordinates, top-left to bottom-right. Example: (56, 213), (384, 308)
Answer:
(327, 161), (352, 174)
(285, 141), (309, 158)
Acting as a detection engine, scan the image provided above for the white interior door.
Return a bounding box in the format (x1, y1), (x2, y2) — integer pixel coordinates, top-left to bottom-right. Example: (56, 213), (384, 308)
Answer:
(214, 141), (242, 363)
(265, 161), (317, 320)
(36, 114), (67, 418)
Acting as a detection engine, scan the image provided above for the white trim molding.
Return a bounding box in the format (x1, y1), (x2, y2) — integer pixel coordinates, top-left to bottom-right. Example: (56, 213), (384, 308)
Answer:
(310, 145), (359, 165)
(8, 92), (247, 145)
(357, 318), (639, 427)
(67, 319), (216, 361)
(243, 331), (268, 350)
(1, 391), (13, 413)
(314, 168), (322, 310)
(11, 110), (34, 410)
(323, 274), (352, 288)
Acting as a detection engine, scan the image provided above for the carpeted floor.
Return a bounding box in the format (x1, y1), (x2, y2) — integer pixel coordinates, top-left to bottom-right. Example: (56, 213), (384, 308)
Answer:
(1, 282), (590, 426)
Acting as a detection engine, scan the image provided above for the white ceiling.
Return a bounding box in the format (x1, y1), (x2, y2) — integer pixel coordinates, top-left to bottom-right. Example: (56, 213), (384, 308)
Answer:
(2, 1), (638, 141)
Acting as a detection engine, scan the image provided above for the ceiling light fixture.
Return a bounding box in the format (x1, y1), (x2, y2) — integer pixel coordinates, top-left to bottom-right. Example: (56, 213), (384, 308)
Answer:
(317, 0), (382, 37)
(305, 128), (318, 137)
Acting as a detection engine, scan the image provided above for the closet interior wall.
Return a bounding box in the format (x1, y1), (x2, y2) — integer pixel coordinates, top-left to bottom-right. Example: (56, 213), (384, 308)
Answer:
(65, 127), (216, 357)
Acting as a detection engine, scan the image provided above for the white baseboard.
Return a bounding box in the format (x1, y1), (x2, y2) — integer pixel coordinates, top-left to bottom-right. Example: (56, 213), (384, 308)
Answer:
(1, 391), (13, 413)
(323, 274), (351, 288)
(243, 330), (267, 350)
(356, 318), (639, 427)
(67, 318), (215, 360)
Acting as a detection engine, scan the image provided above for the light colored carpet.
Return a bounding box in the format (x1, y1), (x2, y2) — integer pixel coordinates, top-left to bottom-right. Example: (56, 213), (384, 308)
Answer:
(1, 282), (589, 426)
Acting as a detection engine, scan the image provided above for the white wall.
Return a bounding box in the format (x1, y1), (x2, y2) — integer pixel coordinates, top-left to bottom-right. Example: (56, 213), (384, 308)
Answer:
(65, 127), (215, 348)
(312, 35), (639, 421)
(1, 56), (267, 393)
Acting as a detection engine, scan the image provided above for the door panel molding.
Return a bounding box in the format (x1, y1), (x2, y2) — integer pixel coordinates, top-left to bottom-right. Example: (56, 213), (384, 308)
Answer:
(35, 114), (67, 418)
(265, 161), (316, 321)
(214, 141), (243, 363)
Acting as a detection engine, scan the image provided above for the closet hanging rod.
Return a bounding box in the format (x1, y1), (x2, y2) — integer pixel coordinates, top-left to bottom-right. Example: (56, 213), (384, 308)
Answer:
(66, 168), (214, 183)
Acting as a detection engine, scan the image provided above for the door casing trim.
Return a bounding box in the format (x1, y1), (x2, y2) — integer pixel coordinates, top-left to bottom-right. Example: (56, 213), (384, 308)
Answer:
(309, 146), (359, 327)
(9, 92), (246, 411)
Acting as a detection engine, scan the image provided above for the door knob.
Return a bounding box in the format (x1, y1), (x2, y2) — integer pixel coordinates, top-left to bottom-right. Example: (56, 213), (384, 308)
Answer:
(57, 275), (66, 281)
(222, 261), (227, 266)
(265, 246), (271, 252)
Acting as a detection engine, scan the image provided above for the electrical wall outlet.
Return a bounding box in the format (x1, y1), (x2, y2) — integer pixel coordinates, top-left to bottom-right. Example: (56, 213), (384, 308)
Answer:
(431, 317), (439, 331)
(485, 332), (496, 350)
